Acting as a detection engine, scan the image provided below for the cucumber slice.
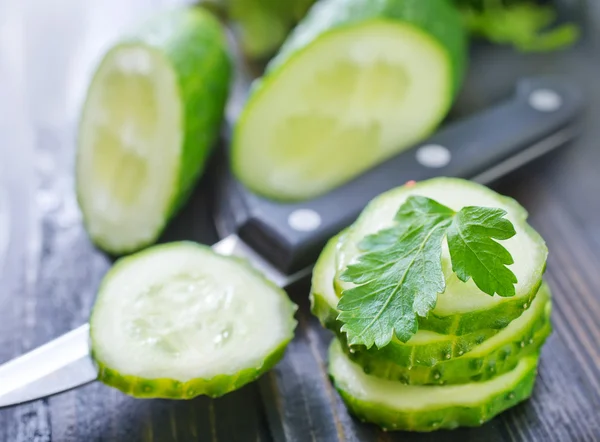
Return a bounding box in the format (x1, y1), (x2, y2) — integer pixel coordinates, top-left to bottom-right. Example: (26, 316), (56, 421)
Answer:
(346, 284), (552, 385)
(233, 0), (467, 201)
(77, 8), (232, 254)
(328, 339), (539, 432)
(310, 232), (348, 329)
(336, 178), (548, 335)
(311, 233), (501, 368)
(90, 242), (297, 398)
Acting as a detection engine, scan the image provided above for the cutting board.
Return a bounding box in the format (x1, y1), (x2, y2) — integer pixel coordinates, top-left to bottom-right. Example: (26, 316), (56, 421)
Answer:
(1, 1), (599, 441)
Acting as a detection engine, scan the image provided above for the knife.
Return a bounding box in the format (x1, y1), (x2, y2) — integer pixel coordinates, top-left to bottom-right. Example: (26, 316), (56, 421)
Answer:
(0, 75), (584, 408)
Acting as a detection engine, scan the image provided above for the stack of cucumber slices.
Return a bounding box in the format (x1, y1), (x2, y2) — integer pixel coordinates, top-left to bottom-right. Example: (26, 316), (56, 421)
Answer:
(310, 178), (552, 432)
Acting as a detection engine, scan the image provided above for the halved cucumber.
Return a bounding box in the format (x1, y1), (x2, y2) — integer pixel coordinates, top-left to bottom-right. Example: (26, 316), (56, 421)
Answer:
(90, 242), (297, 398)
(329, 339), (539, 432)
(335, 178), (548, 335)
(346, 284), (552, 385)
(233, 0), (467, 201)
(77, 8), (231, 254)
(311, 233), (502, 368)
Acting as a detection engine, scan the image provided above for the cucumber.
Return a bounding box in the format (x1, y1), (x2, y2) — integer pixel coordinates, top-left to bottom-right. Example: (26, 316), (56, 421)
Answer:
(90, 242), (297, 398)
(328, 339), (539, 432)
(77, 8), (232, 255)
(233, 0), (467, 201)
(221, 0), (317, 59)
(346, 284), (552, 385)
(310, 232), (348, 329)
(311, 233), (502, 368)
(336, 178), (548, 335)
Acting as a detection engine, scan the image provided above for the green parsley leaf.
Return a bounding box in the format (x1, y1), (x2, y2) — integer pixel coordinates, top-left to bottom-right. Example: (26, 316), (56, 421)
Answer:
(338, 197), (453, 348)
(338, 196), (518, 348)
(447, 206), (517, 297)
(461, 2), (580, 53)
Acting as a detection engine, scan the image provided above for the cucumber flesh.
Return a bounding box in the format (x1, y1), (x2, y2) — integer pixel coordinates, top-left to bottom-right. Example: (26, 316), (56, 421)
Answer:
(347, 284), (552, 384)
(77, 9), (231, 254)
(336, 178), (548, 335)
(233, 0), (466, 201)
(90, 242), (297, 398)
(329, 339), (539, 432)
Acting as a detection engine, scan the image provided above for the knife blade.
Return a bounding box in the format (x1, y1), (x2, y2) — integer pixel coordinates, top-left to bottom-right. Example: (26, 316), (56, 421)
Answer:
(0, 75), (584, 408)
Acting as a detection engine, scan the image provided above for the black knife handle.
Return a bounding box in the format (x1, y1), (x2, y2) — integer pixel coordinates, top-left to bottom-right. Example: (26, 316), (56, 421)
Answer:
(225, 76), (583, 275)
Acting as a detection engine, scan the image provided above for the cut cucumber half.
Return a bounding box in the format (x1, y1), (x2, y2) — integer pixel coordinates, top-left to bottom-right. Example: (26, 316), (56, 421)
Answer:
(90, 242), (297, 398)
(311, 233), (501, 368)
(329, 339), (539, 432)
(233, 0), (467, 201)
(347, 284), (552, 385)
(77, 8), (231, 254)
(336, 178), (548, 335)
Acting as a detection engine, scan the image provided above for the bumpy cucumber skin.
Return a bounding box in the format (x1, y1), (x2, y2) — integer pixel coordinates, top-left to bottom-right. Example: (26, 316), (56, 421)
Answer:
(233, 0), (467, 202)
(346, 301), (551, 385)
(334, 368), (537, 432)
(77, 8), (232, 255)
(329, 343), (540, 432)
(94, 341), (289, 399)
(91, 241), (297, 399)
(335, 177), (548, 336)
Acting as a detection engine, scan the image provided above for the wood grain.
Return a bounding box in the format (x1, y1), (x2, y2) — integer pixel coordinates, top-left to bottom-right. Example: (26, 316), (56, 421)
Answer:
(2, 1), (600, 441)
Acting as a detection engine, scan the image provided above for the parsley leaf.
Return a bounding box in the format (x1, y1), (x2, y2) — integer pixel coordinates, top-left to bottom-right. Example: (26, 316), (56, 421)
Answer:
(338, 197), (453, 347)
(447, 206), (517, 297)
(338, 196), (518, 348)
(461, 2), (580, 53)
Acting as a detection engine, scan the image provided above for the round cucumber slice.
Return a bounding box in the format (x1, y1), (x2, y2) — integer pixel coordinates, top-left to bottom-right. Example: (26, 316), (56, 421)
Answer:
(233, 0), (467, 201)
(77, 8), (231, 254)
(311, 233), (501, 368)
(328, 339), (539, 432)
(335, 178), (548, 335)
(90, 242), (297, 399)
(347, 284), (552, 385)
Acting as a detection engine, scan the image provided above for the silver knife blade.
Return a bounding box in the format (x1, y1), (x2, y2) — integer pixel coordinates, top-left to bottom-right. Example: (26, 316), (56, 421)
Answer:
(0, 234), (304, 408)
(0, 324), (95, 407)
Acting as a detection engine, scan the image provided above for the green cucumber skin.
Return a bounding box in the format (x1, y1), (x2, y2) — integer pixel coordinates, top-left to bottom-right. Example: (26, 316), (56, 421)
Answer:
(334, 366), (537, 432)
(335, 177), (547, 336)
(134, 8), (232, 216)
(336, 326), (498, 369)
(233, 0), (468, 202)
(94, 341), (288, 399)
(330, 345), (540, 432)
(91, 241), (297, 399)
(309, 233), (347, 329)
(78, 8), (232, 255)
(346, 303), (551, 385)
(268, 0), (467, 96)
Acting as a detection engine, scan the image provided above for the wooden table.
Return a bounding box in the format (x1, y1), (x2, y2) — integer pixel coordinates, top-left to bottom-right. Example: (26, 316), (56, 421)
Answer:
(1, 1), (599, 441)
